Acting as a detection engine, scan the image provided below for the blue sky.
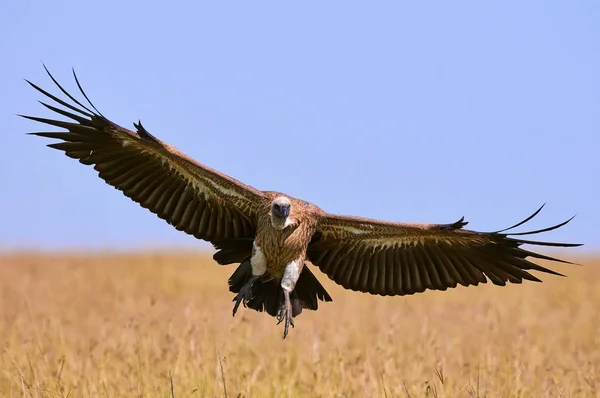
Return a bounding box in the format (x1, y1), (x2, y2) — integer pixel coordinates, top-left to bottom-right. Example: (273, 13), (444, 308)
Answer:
(1, 1), (598, 252)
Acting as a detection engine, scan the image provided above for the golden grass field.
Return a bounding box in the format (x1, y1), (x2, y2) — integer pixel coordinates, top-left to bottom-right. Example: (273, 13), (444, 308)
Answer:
(1, 251), (598, 397)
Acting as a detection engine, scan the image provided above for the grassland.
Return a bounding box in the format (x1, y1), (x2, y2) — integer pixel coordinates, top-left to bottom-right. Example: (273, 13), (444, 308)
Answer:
(0, 251), (598, 397)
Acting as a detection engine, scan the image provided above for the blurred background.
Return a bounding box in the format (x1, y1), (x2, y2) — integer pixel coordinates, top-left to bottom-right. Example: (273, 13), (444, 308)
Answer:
(1, 0), (598, 252)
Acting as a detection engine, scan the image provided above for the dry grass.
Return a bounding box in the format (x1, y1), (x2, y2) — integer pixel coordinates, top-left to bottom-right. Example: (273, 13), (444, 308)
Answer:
(0, 251), (598, 397)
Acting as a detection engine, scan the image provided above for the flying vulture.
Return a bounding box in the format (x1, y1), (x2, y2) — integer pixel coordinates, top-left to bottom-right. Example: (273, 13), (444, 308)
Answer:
(20, 66), (581, 338)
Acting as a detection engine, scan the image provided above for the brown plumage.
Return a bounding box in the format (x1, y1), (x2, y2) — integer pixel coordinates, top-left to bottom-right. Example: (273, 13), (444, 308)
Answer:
(21, 66), (582, 338)
(254, 193), (320, 281)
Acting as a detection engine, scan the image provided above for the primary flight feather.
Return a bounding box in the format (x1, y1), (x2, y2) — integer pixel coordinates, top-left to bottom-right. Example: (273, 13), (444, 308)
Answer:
(21, 65), (582, 338)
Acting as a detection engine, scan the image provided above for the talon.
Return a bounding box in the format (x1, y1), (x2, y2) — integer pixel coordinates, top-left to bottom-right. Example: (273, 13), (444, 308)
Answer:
(279, 289), (295, 339)
(232, 275), (260, 317)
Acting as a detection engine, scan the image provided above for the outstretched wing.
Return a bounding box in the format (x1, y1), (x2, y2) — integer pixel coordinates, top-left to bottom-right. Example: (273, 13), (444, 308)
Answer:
(21, 65), (267, 244)
(307, 205), (581, 296)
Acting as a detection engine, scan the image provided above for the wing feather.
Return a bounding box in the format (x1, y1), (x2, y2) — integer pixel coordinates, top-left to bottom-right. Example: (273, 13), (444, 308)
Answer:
(22, 66), (266, 244)
(308, 207), (581, 296)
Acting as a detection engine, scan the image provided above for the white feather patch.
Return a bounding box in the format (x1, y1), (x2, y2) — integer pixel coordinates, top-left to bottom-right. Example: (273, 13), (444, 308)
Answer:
(203, 177), (247, 201)
(281, 259), (301, 292)
(251, 242), (267, 276)
(340, 226), (371, 235)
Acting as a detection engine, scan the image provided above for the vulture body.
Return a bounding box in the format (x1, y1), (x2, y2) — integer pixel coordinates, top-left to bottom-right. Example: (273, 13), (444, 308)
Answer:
(21, 66), (581, 338)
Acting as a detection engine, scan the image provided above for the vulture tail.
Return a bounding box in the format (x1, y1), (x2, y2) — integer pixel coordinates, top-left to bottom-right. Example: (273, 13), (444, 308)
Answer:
(228, 259), (333, 318)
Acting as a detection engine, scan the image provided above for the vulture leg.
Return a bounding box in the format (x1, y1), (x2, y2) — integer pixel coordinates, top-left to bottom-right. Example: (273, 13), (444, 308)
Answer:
(276, 289), (294, 339)
(277, 259), (302, 338)
(232, 274), (260, 317)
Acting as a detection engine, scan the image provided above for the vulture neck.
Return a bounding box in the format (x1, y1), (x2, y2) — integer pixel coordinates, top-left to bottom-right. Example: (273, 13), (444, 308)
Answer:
(270, 215), (294, 230)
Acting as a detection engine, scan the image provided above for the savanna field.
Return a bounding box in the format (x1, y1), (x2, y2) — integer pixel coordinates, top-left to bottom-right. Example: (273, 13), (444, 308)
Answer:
(0, 251), (598, 397)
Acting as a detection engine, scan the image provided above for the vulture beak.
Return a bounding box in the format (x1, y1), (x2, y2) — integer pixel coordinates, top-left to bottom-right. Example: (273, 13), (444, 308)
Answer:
(280, 206), (290, 218)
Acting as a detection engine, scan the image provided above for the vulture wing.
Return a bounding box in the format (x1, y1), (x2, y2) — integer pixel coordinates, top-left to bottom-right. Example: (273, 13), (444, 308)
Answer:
(21, 66), (266, 244)
(308, 205), (581, 296)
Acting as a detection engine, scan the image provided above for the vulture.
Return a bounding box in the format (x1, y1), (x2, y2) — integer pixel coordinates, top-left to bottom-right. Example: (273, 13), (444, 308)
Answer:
(21, 66), (581, 338)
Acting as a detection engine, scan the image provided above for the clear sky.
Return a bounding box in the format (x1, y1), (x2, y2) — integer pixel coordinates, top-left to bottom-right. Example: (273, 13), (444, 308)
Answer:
(1, 1), (598, 253)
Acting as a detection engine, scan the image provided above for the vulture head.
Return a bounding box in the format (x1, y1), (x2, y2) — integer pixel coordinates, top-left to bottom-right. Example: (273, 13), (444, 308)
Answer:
(270, 196), (292, 229)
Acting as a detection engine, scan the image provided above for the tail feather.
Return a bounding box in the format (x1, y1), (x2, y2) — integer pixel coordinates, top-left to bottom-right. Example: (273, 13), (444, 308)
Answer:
(228, 259), (333, 318)
(293, 265), (333, 312)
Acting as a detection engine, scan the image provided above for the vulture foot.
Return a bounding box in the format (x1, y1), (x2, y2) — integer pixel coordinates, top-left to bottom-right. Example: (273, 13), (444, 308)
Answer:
(276, 289), (295, 339)
(232, 275), (260, 317)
